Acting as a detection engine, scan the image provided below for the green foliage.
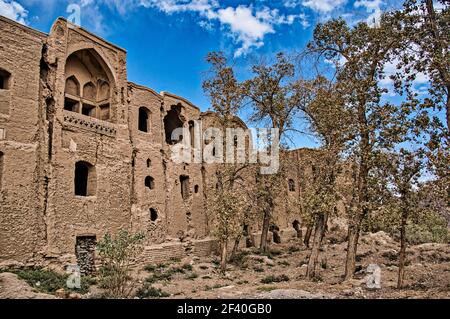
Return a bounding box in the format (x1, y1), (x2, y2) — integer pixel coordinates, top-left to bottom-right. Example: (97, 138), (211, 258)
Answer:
(260, 274), (290, 284)
(15, 268), (67, 294)
(145, 263), (197, 283)
(407, 212), (449, 244)
(186, 273), (199, 280)
(135, 283), (169, 299)
(146, 272), (172, 283)
(182, 264), (193, 272)
(97, 230), (145, 298)
(14, 268), (94, 295)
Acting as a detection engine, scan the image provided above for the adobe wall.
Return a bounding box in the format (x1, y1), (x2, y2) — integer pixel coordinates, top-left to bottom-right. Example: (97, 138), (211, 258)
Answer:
(160, 93), (208, 243)
(0, 16), (317, 269)
(0, 17), (48, 261)
(127, 84), (167, 245)
(36, 19), (133, 261)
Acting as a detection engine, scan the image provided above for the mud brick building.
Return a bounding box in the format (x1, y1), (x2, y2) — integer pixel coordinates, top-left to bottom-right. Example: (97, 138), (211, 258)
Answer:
(0, 16), (310, 271)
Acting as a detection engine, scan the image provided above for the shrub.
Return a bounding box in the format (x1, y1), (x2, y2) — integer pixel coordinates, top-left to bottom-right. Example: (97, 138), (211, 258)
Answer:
(186, 273), (198, 280)
(146, 271), (173, 283)
(182, 264), (193, 272)
(14, 268), (94, 295)
(144, 264), (157, 272)
(15, 268), (66, 294)
(135, 283), (169, 299)
(260, 274), (289, 284)
(406, 212), (449, 244)
(230, 251), (250, 266)
(97, 230), (145, 298)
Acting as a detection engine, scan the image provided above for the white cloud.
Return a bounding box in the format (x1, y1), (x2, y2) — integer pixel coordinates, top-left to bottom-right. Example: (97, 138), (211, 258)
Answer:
(17, 0), (308, 57)
(354, 0), (383, 26)
(302, 0), (347, 13)
(380, 57), (430, 97)
(140, 0), (218, 16)
(215, 6), (274, 57)
(139, 1), (309, 57)
(0, 0), (28, 24)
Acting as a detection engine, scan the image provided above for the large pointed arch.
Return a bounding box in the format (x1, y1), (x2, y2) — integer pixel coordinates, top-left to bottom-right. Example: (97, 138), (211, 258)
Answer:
(64, 48), (115, 122)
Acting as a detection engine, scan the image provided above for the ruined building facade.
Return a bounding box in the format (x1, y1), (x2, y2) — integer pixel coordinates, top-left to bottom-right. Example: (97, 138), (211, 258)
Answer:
(0, 17), (308, 271)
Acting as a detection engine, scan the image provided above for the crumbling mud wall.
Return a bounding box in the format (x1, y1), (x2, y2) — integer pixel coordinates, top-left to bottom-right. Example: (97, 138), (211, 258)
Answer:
(161, 92), (208, 251)
(39, 19), (133, 264)
(127, 83), (167, 244)
(0, 17), (48, 261)
(0, 16), (318, 269)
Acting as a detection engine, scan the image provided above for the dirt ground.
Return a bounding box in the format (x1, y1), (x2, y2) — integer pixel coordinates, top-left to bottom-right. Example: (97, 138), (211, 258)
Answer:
(1, 231), (449, 299)
(130, 231), (450, 299)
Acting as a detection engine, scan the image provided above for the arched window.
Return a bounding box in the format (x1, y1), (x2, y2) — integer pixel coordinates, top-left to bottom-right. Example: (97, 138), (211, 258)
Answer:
(194, 185), (199, 194)
(97, 81), (111, 120)
(145, 176), (155, 190)
(0, 69), (11, 90)
(74, 161), (96, 196)
(65, 76), (80, 96)
(147, 159), (152, 168)
(98, 80), (110, 101)
(150, 208), (158, 222)
(138, 107), (150, 133)
(64, 76), (80, 113)
(164, 105), (184, 144)
(64, 49), (113, 121)
(83, 82), (97, 101)
(189, 121), (195, 148)
(288, 179), (295, 192)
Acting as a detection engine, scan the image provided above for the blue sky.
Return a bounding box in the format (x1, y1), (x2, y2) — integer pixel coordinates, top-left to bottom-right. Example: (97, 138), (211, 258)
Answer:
(1, 0), (436, 148)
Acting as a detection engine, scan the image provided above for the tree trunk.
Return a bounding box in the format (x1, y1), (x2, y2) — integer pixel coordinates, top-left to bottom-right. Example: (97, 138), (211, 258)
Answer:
(306, 213), (328, 279)
(230, 234), (242, 261)
(304, 221), (314, 248)
(397, 201), (409, 289)
(344, 95), (370, 281)
(220, 239), (228, 274)
(344, 222), (361, 280)
(260, 207), (271, 252)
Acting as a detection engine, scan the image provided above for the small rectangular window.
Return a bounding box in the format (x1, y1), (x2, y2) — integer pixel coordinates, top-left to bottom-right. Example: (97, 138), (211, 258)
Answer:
(180, 175), (190, 201)
(64, 98), (80, 112)
(0, 70), (11, 90)
(82, 103), (96, 117)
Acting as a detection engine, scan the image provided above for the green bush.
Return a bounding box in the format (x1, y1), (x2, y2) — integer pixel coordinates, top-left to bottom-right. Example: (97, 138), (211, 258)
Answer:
(135, 283), (170, 299)
(14, 268), (94, 295)
(407, 212), (449, 244)
(186, 273), (198, 280)
(15, 268), (66, 294)
(182, 264), (193, 272)
(97, 230), (145, 298)
(260, 274), (289, 284)
(363, 208), (449, 245)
